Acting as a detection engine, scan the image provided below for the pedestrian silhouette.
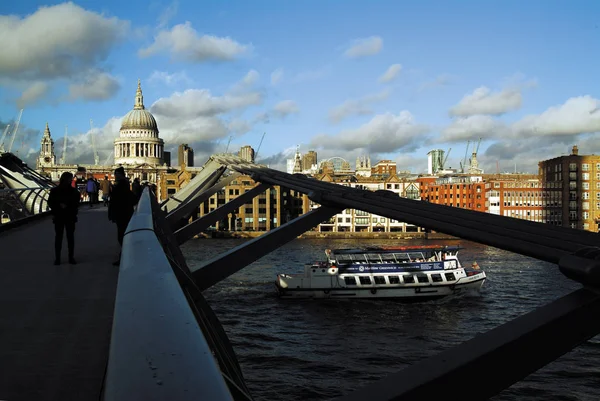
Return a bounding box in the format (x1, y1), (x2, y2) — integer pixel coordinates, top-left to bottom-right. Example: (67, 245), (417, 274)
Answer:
(48, 171), (80, 265)
(132, 177), (142, 204)
(108, 167), (137, 266)
(100, 175), (112, 206)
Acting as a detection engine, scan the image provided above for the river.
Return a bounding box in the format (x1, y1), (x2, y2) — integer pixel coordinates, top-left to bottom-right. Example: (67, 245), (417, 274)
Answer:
(182, 238), (600, 401)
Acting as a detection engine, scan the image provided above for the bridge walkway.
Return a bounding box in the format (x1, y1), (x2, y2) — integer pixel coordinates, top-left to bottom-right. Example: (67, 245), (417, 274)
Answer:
(0, 206), (120, 401)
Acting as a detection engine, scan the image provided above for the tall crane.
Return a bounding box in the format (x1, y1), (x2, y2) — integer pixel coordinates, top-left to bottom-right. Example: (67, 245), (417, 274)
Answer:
(89, 119), (100, 165)
(255, 132), (266, 161)
(460, 140), (470, 173)
(7, 109), (24, 154)
(0, 124), (10, 152)
(442, 148), (451, 170)
(59, 125), (68, 164)
(225, 135), (232, 153)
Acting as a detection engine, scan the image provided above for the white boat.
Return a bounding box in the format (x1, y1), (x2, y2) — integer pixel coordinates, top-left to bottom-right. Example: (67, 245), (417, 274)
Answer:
(275, 245), (486, 300)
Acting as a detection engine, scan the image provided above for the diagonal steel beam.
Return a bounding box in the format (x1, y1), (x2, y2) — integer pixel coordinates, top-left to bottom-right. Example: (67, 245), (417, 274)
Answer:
(334, 287), (600, 401)
(166, 171), (239, 227)
(192, 204), (342, 291)
(161, 159), (226, 214)
(174, 183), (271, 245)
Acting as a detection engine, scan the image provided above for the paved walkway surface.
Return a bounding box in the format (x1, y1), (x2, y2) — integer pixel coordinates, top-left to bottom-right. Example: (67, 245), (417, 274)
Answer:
(0, 205), (121, 401)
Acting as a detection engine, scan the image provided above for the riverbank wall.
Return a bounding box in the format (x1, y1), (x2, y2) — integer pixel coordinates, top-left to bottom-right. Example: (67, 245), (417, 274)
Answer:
(194, 231), (458, 240)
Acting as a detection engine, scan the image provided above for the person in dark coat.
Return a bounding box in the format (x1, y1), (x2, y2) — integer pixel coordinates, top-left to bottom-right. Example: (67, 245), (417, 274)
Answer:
(108, 167), (137, 265)
(48, 171), (80, 265)
(131, 177), (142, 204)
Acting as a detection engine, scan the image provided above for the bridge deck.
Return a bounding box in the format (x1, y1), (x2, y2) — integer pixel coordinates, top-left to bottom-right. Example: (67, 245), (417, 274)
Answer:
(0, 206), (120, 401)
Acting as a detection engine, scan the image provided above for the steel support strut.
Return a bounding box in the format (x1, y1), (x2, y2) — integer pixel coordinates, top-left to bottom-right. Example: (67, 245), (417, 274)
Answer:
(174, 183), (271, 245)
(334, 287), (600, 401)
(192, 205), (342, 291)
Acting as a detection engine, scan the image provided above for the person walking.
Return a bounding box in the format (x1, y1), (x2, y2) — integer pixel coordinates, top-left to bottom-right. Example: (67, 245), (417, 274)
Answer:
(108, 167), (136, 266)
(48, 171), (80, 265)
(131, 177), (142, 204)
(100, 175), (112, 206)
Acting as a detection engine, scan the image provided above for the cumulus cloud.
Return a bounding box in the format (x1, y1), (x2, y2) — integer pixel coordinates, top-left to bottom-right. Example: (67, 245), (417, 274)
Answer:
(271, 68), (284, 85)
(329, 90), (390, 123)
(512, 96), (600, 137)
(138, 22), (251, 62)
(343, 36), (383, 58)
(230, 70), (260, 93)
(150, 89), (262, 118)
(378, 64), (402, 83)
(441, 115), (508, 142)
(450, 86), (522, 117)
(273, 100), (299, 118)
(312, 111), (430, 153)
(0, 3), (128, 81)
(148, 70), (191, 86)
(16, 82), (50, 108)
(68, 72), (121, 101)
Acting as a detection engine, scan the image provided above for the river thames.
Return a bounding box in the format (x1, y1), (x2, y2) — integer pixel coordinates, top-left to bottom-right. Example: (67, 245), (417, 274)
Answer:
(183, 238), (600, 401)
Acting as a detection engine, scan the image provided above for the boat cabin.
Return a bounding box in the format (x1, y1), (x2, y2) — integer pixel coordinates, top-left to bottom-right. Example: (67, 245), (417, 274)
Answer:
(325, 246), (462, 266)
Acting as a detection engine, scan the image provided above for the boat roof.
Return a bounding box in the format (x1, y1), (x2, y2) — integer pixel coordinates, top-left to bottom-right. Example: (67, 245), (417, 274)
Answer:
(331, 245), (462, 255)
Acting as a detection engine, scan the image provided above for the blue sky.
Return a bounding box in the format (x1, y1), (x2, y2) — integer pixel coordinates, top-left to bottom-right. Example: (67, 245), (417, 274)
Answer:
(1, 0), (599, 172)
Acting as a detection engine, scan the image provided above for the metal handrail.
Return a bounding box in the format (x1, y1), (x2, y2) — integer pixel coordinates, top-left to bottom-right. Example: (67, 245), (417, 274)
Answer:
(103, 187), (233, 401)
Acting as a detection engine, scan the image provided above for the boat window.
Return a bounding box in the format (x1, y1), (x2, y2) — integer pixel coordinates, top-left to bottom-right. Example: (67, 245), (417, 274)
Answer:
(403, 275), (415, 284)
(394, 253), (410, 263)
(380, 253), (397, 262)
(431, 274), (443, 283)
(359, 276), (372, 285)
(335, 254), (353, 264)
(345, 277), (357, 285)
(408, 252), (425, 261)
(416, 274), (429, 283)
(388, 276), (400, 284)
(366, 253), (382, 263)
(374, 276), (386, 284)
(445, 272), (455, 281)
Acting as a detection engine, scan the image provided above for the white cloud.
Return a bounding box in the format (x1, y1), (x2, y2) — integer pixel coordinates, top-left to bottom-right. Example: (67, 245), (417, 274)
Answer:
(230, 69), (259, 92)
(16, 82), (50, 108)
(150, 88), (262, 118)
(343, 36), (383, 58)
(329, 90), (390, 123)
(273, 100), (299, 117)
(450, 86), (522, 117)
(312, 110), (429, 153)
(68, 72), (121, 101)
(0, 3), (128, 81)
(138, 21), (251, 62)
(157, 1), (179, 29)
(441, 115), (508, 143)
(148, 70), (191, 86)
(378, 64), (402, 83)
(271, 68), (284, 85)
(512, 96), (600, 137)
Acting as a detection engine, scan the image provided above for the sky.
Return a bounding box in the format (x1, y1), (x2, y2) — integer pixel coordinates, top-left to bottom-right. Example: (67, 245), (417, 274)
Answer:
(1, 0), (599, 173)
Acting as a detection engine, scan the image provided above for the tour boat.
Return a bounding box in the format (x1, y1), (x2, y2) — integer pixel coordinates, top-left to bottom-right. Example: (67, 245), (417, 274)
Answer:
(275, 245), (486, 299)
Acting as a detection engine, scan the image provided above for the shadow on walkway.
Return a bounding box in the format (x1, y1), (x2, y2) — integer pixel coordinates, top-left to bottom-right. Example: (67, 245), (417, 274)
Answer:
(0, 205), (120, 401)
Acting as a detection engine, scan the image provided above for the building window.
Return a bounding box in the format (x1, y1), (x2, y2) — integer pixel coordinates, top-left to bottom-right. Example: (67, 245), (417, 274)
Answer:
(583, 182), (590, 190)
(583, 173), (590, 180)
(583, 192), (589, 200)
(582, 164), (590, 171)
(583, 212), (590, 219)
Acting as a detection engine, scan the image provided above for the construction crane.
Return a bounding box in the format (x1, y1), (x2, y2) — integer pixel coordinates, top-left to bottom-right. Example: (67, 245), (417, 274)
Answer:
(255, 132), (266, 161)
(460, 140), (470, 173)
(89, 119), (100, 165)
(103, 151), (113, 166)
(7, 109), (24, 154)
(225, 135), (232, 153)
(0, 124), (10, 152)
(59, 125), (68, 164)
(442, 148), (451, 170)
(468, 137), (482, 165)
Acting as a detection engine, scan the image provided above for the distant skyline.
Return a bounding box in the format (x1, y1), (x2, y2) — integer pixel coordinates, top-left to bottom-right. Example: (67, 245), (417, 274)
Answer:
(1, 0), (599, 173)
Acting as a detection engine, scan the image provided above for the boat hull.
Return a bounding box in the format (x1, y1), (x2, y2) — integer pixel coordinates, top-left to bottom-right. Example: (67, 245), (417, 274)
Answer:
(276, 274), (486, 300)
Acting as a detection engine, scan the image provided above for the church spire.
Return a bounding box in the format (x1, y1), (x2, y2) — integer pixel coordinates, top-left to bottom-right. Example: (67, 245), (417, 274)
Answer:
(134, 79), (145, 110)
(43, 122), (51, 138)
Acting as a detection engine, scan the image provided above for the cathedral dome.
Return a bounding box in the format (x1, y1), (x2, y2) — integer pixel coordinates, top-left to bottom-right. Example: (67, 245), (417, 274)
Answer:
(120, 80), (159, 133)
(120, 109), (158, 131)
